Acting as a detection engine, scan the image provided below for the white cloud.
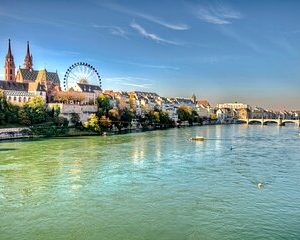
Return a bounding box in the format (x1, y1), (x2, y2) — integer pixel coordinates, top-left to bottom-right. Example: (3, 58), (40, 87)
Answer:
(119, 83), (152, 89)
(130, 22), (182, 45)
(92, 24), (128, 39)
(103, 3), (189, 30)
(195, 3), (242, 25)
(218, 26), (261, 53)
(0, 73), (4, 79)
(103, 76), (152, 89)
(104, 76), (149, 82)
(118, 60), (179, 70)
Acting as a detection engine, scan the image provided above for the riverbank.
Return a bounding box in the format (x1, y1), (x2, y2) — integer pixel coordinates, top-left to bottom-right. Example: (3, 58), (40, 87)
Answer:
(0, 122), (218, 142)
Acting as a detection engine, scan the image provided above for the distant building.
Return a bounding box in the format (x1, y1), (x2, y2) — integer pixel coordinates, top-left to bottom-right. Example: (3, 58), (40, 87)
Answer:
(197, 99), (211, 108)
(196, 99), (211, 118)
(217, 102), (251, 111)
(70, 83), (101, 104)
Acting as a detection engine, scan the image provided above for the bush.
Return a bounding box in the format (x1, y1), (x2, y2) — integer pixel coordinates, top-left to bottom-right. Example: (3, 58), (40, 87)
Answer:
(30, 124), (69, 137)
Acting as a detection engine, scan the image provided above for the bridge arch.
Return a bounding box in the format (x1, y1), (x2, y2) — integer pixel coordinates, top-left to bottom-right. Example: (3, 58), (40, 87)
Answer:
(263, 120), (279, 125)
(281, 120), (300, 126)
(237, 119), (248, 124)
(248, 119), (262, 125)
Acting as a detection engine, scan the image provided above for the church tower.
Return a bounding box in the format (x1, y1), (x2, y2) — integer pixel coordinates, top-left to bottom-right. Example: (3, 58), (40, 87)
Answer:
(24, 41), (33, 69)
(4, 39), (16, 81)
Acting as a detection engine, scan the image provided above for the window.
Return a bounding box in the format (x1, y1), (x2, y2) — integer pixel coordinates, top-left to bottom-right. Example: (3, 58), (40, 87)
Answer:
(10, 69), (12, 74)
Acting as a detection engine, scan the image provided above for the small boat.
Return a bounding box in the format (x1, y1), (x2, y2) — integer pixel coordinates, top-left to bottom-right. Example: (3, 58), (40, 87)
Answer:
(257, 182), (264, 189)
(190, 136), (205, 141)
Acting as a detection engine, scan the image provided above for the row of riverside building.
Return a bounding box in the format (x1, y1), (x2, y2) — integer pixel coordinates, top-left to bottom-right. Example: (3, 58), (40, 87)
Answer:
(1, 39), (299, 125)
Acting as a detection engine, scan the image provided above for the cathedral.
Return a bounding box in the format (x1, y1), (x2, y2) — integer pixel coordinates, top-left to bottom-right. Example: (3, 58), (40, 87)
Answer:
(0, 39), (61, 103)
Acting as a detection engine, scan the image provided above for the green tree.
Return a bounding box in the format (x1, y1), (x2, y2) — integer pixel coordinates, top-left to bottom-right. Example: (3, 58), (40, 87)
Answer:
(84, 114), (101, 132)
(6, 104), (20, 124)
(151, 111), (160, 126)
(108, 108), (122, 130)
(21, 96), (47, 125)
(159, 110), (173, 128)
(70, 113), (80, 126)
(96, 94), (111, 116)
(120, 108), (133, 129)
(177, 105), (193, 125)
(0, 90), (7, 124)
(18, 108), (31, 125)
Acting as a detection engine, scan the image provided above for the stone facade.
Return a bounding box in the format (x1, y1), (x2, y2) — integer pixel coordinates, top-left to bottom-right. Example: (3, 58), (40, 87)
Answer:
(48, 103), (98, 124)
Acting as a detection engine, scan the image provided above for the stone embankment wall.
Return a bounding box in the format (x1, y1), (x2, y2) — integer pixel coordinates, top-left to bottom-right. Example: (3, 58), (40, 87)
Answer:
(0, 128), (31, 140)
(48, 104), (98, 125)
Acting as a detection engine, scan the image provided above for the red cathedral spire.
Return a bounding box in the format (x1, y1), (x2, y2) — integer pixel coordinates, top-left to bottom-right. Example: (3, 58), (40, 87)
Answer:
(24, 41), (33, 69)
(5, 39), (16, 81)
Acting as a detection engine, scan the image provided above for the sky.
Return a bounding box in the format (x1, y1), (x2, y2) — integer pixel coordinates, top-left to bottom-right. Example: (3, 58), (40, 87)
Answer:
(0, 0), (299, 110)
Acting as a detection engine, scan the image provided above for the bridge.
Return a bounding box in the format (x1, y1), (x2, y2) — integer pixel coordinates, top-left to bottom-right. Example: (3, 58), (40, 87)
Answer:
(238, 118), (300, 127)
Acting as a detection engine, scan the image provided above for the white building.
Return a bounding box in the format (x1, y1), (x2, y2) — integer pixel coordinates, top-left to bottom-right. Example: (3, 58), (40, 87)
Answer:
(217, 103), (251, 111)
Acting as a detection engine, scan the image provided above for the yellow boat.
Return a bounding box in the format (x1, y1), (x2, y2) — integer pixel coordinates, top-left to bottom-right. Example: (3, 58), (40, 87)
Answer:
(190, 136), (205, 141)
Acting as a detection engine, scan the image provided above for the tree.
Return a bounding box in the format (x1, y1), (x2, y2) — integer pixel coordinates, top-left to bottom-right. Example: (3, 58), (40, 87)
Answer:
(99, 115), (112, 130)
(6, 104), (20, 124)
(70, 113), (80, 126)
(17, 96), (47, 126)
(177, 105), (193, 125)
(129, 94), (136, 113)
(96, 94), (111, 116)
(108, 108), (122, 130)
(151, 111), (160, 125)
(22, 96), (47, 125)
(54, 91), (85, 104)
(84, 114), (101, 132)
(0, 90), (7, 124)
(117, 98), (127, 111)
(18, 108), (31, 125)
(159, 110), (173, 128)
(120, 108), (133, 128)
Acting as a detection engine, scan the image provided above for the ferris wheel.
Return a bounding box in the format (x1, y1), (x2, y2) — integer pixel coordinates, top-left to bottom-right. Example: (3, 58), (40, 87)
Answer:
(63, 62), (101, 91)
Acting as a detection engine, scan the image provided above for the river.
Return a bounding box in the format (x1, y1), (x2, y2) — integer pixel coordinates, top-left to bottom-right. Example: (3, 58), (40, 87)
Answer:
(0, 125), (300, 239)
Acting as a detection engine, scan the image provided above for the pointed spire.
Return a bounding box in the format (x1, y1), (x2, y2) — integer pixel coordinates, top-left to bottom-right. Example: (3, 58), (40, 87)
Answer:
(5, 39), (16, 81)
(26, 41), (30, 56)
(24, 41), (33, 69)
(6, 39), (13, 58)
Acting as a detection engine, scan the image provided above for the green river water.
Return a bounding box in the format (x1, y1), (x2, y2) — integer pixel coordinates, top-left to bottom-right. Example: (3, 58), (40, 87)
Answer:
(0, 125), (300, 239)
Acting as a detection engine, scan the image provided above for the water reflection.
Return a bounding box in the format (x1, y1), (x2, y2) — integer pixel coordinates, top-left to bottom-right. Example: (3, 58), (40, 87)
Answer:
(0, 125), (300, 239)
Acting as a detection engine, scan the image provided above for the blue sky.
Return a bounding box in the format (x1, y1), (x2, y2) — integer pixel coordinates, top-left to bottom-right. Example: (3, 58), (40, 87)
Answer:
(0, 0), (299, 109)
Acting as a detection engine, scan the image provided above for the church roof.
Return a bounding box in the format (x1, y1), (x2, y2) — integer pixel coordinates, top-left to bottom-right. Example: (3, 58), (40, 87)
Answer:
(77, 83), (101, 92)
(19, 68), (39, 81)
(18, 68), (60, 84)
(46, 71), (60, 84)
(0, 80), (28, 91)
(0, 80), (45, 92)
